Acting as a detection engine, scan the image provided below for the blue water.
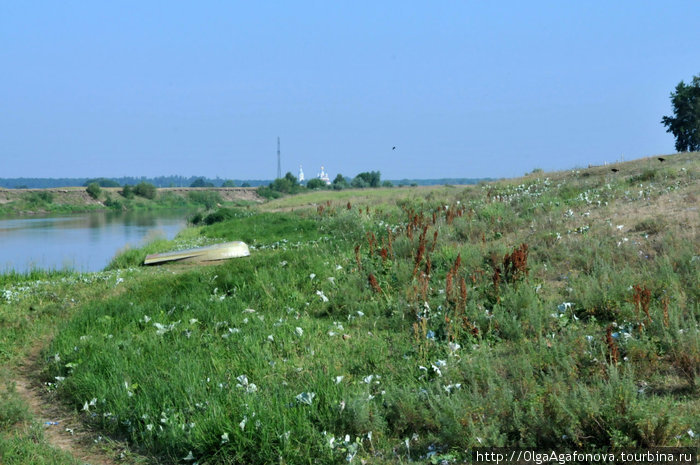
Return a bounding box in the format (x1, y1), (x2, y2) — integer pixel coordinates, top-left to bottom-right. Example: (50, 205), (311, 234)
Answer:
(0, 210), (189, 273)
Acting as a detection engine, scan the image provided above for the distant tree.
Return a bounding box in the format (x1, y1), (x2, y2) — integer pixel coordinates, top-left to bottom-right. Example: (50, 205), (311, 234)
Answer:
(134, 181), (157, 199)
(190, 177), (215, 188)
(350, 171), (381, 188)
(306, 178), (326, 189)
(353, 171), (381, 188)
(85, 177), (120, 187)
(121, 184), (135, 199)
(241, 182), (251, 187)
(382, 180), (393, 188)
(332, 174), (349, 190)
(221, 180), (236, 187)
(662, 74), (700, 152)
(86, 182), (102, 199)
(268, 172), (303, 194)
(351, 177), (369, 188)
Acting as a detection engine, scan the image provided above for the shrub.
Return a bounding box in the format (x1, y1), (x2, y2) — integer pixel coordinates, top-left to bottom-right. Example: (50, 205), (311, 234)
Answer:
(190, 177), (215, 188)
(203, 208), (241, 225)
(121, 185), (135, 199)
(187, 190), (222, 209)
(103, 195), (124, 210)
(84, 177), (120, 187)
(134, 182), (157, 199)
(629, 169), (657, 184)
(86, 182), (101, 200)
(306, 178), (327, 189)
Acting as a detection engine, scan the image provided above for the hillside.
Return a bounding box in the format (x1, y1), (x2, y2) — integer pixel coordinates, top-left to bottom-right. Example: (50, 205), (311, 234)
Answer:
(0, 187), (262, 216)
(0, 152), (697, 464)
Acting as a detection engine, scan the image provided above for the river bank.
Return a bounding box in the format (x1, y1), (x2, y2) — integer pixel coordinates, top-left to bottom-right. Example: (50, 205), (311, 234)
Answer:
(0, 187), (262, 216)
(1, 154), (698, 464)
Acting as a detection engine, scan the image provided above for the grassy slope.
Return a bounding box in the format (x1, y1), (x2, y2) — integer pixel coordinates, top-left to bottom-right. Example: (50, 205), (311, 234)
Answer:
(1, 152), (698, 464)
(0, 187), (259, 217)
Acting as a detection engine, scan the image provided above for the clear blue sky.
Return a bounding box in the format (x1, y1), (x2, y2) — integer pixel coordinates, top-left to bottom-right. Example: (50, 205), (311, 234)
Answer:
(2, 2), (698, 180)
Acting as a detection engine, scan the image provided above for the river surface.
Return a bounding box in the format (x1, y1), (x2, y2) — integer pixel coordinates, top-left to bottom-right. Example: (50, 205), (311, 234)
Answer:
(0, 210), (190, 273)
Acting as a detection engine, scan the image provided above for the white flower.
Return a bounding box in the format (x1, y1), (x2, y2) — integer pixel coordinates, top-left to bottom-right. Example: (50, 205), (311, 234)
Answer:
(336, 265), (343, 270)
(243, 308), (256, 313)
(295, 327), (304, 337)
(183, 451), (195, 461)
(146, 424), (153, 431)
(239, 416), (247, 430)
(363, 375), (374, 384)
(335, 376), (344, 384)
(688, 429), (696, 438)
(296, 391), (316, 405)
(309, 273), (316, 280)
(221, 432), (229, 443)
(268, 335), (274, 342)
(616, 224), (624, 230)
(316, 290), (329, 302)
(327, 277), (335, 285)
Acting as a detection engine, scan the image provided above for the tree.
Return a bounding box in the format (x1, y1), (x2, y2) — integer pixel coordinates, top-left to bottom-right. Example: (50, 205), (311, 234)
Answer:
(190, 177), (215, 188)
(121, 184), (135, 199)
(352, 171), (381, 188)
(332, 174), (349, 190)
(221, 180), (236, 187)
(661, 74), (700, 152)
(86, 182), (102, 199)
(84, 177), (120, 187)
(134, 181), (157, 199)
(306, 178), (326, 189)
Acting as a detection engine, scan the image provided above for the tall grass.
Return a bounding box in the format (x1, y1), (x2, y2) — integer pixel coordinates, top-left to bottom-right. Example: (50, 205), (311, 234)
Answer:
(3, 153), (695, 463)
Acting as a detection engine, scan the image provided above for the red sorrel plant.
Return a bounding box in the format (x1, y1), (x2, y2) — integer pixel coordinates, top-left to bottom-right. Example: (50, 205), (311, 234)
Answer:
(368, 273), (382, 294)
(632, 284), (652, 329)
(503, 243), (529, 283)
(430, 230), (438, 253)
(354, 244), (362, 271)
(605, 325), (619, 365)
(661, 295), (670, 328)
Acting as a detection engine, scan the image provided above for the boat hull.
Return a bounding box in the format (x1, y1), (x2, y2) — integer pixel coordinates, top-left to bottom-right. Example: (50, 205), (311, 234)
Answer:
(144, 241), (250, 265)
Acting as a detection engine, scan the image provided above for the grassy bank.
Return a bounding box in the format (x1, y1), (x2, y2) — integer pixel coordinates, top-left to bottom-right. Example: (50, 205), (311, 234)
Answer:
(0, 187), (260, 217)
(1, 153), (698, 463)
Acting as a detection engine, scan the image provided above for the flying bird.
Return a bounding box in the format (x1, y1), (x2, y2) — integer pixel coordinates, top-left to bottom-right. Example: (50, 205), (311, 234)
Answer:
(658, 157), (665, 162)
(611, 168), (619, 173)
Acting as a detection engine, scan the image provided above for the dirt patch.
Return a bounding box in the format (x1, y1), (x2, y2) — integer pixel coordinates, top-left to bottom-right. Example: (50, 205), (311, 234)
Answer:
(155, 187), (263, 203)
(12, 342), (134, 465)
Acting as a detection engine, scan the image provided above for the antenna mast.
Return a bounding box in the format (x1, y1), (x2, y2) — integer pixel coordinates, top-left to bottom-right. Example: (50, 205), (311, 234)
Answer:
(276, 137), (281, 179)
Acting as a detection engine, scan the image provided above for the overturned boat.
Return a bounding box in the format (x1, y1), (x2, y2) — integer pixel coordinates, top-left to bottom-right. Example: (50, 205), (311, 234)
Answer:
(144, 241), (250, 265)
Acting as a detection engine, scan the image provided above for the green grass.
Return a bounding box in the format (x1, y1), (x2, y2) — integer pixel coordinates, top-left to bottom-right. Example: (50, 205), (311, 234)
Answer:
(2, 152), (698, 463)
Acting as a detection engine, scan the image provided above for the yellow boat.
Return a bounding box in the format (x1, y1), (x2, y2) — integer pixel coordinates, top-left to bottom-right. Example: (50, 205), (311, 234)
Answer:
(144, 241), (250, 265)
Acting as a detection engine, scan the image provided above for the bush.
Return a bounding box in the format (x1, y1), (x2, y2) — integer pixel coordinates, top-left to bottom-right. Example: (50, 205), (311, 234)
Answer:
(190, 177), (215, 188)
(134, 182), (157, 199)
(629, 169), (657, 184)
(103, 195), (124, 210)
(121, 185), (135, 199)
(187, 190), (222, 209)
(22, 191), (53, 206)
(84, 177), (120, 187)
(203, 208), (241, 225)
(86, 182), (102, 200)
(256, 186), (283, 199)
(306, 178), (327, 189)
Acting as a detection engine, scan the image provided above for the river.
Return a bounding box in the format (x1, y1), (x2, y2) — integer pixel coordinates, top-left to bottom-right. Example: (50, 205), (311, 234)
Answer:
(0, 210), (190, 273)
